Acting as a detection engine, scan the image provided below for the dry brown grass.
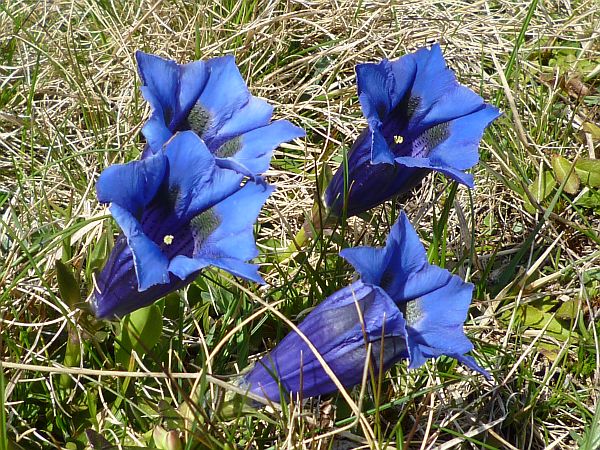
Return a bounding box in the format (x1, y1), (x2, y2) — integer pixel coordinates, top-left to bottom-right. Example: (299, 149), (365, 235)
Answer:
(1, 0), (599, 449)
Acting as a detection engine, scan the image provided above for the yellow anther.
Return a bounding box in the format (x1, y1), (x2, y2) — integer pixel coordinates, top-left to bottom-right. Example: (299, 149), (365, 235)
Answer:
(163, 235), (174, 245)
(394, 135), (404, 144)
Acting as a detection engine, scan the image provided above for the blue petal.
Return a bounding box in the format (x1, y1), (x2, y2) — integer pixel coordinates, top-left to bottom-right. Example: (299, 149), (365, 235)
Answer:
(96, 152), (167, 217)
(173, 256), (264, 284)
(341, 212), (428, 300)
(339, 246), (389, 286)
(399, 266), (478, 371)
(140, 87), (175, 153)
(136, 52), (182, 153)
(324, 133), (430, 218)
(168, 181), (272, 283)
(419, 85), (486, 128)
(242, 281), (407, 401)
(94, 233), (194, 318)
(136, 51), (179, 125)
(404, 266), (474, 335)
(163, 131), (244, 220)
(110, 204), (170, 290)
(209, 96), (274, 148)
(428, 104), (501, 170)
(177, 59), (209, 121)
(394, 155), (475, 188)
(454, 354), (490, 379)
(392, 104), (499, 188)
(388, 52), (418, 102)
(407, 44), (460, 125)
(356, 61), (395, 122)
(356, 61), (409, 165)
(195, 55), (251, 144)
(167, 255), (208, 281)
(215, 120), (305, 176)
(136, 51), (218, 154)
(370, 125), (395, 164)
(357, 56), (417, 123)
(195, 182), (273, 261)
(377, 212), (429, 296)
(206, 258), (264, 283)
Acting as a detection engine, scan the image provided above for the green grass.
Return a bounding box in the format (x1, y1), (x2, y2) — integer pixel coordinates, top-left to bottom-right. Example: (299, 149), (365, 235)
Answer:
(1, 0), (599, 449)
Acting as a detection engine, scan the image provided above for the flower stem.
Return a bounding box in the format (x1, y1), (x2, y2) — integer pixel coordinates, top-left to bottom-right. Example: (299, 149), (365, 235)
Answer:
(275, 221), (310, 263)
(275, 203), (333, 263)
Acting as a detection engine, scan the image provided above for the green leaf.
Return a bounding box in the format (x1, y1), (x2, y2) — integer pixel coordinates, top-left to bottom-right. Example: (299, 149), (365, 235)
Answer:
(575, 158), (600, 187)
(537, 342), (560, 361)
(575, 190), (600, 209)
(583, 268), (600, 284)
(521, 305), (545, 327)
(551, 155), (580, 195)
(524, 169), (555, 213)
(55, 260), (81, 308)
(162, 293), (181, 321)
(520, 305), (570, 339)
(555, 299), (579, 319)
(87, 232), (110, 275)
(578, 401), (600, 450)
(157, 400), (184, 430)
(582, 122), (600, 141)
(115, 304), (163, 367)
(60, 325), (81, 390)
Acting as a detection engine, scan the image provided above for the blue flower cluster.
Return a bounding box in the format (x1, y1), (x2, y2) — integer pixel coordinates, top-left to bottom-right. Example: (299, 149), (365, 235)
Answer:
(93, 45), (498, 400)
(93, 52), (304, 318)
(243, 213), (489, 401)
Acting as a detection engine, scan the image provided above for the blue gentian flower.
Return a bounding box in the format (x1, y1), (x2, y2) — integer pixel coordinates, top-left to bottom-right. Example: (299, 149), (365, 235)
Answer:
(340, 212), (486, 374)
(135, 51), (305, 177)
(324, 44), (501, 217)
(242, 212), (487, 402)
(93, 131), (273, 319)
(242, 281), (407, 401)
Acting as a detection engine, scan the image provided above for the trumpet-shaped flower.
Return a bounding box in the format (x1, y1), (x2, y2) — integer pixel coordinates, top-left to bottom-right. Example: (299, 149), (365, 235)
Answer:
(242, 212), (487, 402)
(340, 212), (487, 373)
(242, 281), (407, 401)
(93, 131), (272, 319)
(325, 44), (501, 217)
(135, 51), (305, 178)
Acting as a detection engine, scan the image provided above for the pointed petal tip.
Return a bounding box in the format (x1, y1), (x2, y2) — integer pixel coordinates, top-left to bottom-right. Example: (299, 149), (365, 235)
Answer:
(456, 354), (491, 379)
(287, 122), (306, 139)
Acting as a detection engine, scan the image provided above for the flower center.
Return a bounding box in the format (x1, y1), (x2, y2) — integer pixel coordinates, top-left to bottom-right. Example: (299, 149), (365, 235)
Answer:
(163, 234), (174, 245)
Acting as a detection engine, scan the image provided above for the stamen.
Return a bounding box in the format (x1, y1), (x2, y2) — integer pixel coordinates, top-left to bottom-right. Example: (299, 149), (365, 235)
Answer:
(394, 135), (404, 144)
(163, 235), (174, 245)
